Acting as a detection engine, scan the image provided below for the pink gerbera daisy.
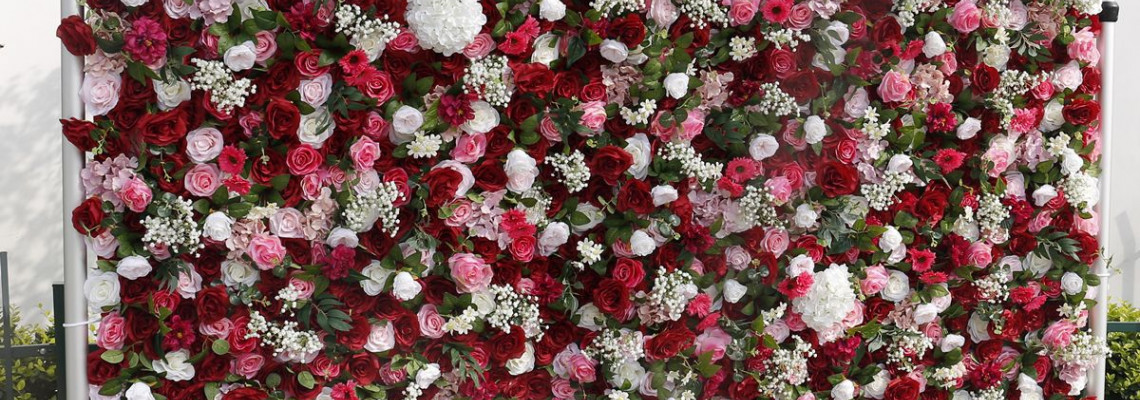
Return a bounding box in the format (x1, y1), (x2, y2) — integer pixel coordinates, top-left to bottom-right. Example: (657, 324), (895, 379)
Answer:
(761, 0), (793, 24)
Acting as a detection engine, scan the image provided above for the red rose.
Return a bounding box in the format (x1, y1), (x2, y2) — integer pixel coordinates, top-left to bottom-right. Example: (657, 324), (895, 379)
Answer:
(473, 160), (508, 191)
(250, 150), (286, 185)
(223, 388), (270, 400)
(610, 258), (645, 289)
(57, 16), (97, 56)
(489, 329), (527, 364)
(616, 179), (654, 215)
(72, 197), (106, 236)
(580, 81), (607, 102)
(87, 349), (123, 385)
(265, 98), (301, 140)
(608, 14), (647, 47)
(591, 278), (631, 315)
(423, 167), (462, 208)
(393, 312), (421, 348)
(768, 48), (798, 79)
(589, 146), (634, 185)
(294, 50), (331, 78)
(337, 314), (372, 351)
(817, 161), (859, 197)
(782, 70), (821, 103)
(884, 377), (922, 400)
(61, 118), (98, 152)
(512, 63), (556, 95)
(359, 69), (395, 103)
(645, 325), (695, 360)
(1079, 67), (1101, 94)
(552, 72), (583, 100)
(137, 110), (188, 147)
(195, 286), (230, 324)
(872, 16), (904, 50)
(972, 64), (1000, 93)
(349, 353), (381, 385)
(125, 308), (158, 343)
(1062, 98), (1100, 126)
(286, 144), (324, 175)
(509, 235), (537, 262)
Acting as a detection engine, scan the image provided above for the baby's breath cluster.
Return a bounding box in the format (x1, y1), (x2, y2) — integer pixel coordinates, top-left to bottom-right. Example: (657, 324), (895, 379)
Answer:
(464, 55), (514, 107)
(547, 151), (592, 193)
(141, 195), (203, 254)
(245, 310), (324, 363)
(584, 328), (646, 373)
(342, 182), (404, 235)
(486, 284), (546, 340)
(676, 0), (728, 29)
(737, 185), (781, 228)
(661, 141), (723, 184)
(756, 82), (800, 117)
(189, 58), (255, 113)
(862, 170), (910, 211)
(636, 269), (698, 324)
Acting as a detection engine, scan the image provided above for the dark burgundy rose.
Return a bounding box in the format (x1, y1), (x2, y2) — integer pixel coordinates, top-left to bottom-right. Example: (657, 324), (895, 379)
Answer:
(336, 314), (372, 351)
(57, 16), (97, 56)
(884, 377), (922, 400)
(489, 329), (527, 364)
(87, 349), (123, 385)
(616, 179), (654, 215)
(782, 70), (821, 103)
(872, 16), (904, 51)
(972, 64), (1000, 93)
(72, 197), (106, 236)
(223, 388), (270, 400)
(250, 149), (286, 185)
(265, 98), (301, 140)
(591, 278), (631, 315)
(589, 145), (634, 185)
(137, 110), (189, 147)
(349, 353), (381, 385)
(817, 161), (860, 197)
(608, 14), (647, 47)
(422, 167), (462, 208)
(195, 286), (230, 324)
(393, 311), (421, 348)
(645, 325), (695, 360)
(1062, 98), (1100, 126)
(512, 63), (556, 95)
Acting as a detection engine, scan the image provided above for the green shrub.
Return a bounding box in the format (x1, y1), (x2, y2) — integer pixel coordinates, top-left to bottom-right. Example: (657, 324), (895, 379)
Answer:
(0, 307), (56, 400)
(1108, 301), (1140, 400)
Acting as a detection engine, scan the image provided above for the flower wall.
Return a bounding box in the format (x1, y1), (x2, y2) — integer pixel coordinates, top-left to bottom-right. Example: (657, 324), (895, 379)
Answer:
(57, 0), (1109, 399)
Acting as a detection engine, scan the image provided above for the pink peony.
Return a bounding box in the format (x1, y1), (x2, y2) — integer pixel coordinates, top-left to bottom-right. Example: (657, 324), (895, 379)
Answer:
(123, 17), (168, 67)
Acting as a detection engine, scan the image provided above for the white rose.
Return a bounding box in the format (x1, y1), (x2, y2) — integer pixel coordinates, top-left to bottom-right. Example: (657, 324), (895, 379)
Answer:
(626, 50), (648, 65)
(415, 363), (441, 387)
(1032, 185), (1057, 206)
(471, 291), (496, 315)
(85, 270), (121, 310)
(832, 380), (856, 400)
(967, 312), (992, 342)
(625, 134), (652, 179)
(1060, 148), (1083, 176)
(364, 322), (396, 352)
(787, 254), (815, 277)
(539, 0), (566, 21)
(125, 382), (155, 400)
(663, 73), (689, 99)
(1040, 100), (1065, 132)
(879, 226), (903, 253)
(462, 101), (500, 134)
(392, 271), (422, 301)
(1018, 373), (1044, 400)
(1025, 252), (1053, 278)
(392, 105), (424, 135)
(803, 115), (827, 144)
(880, 270), (910, 302)
(116, 256), (152, 280)
(571, 203), (606, 234)
(723, 279), (747, 303)
(154, 79), (192, 110)
(504, 149), (539, 193)
(957, 117), (982, 140)
(269, 207), (305, 239)
(531, 33), (561, 65)
(176, 269), (202, 299)
(982, 43), (1010, 68)
(299, 107), (335, 148)
(221, 260), (259, 288)
(538, 222), (571, 257)
(1061, 272), (1084, 295)
(506, 342), (536, 375)
(153, 349), (195, 381)
(647, 0), (679, 27)
(202, 211), (234, 241)
(913, 303), (940, 325)
(651, 185), (679, 206)
(887, 154), (913, 174)
(576, 303), (605, 330)
(81, 72), (121, 117)
(599, 40), (629, 63)
(326, 227), (360, 248)
(863, 370), (890, 399)
(923, 31), (947, 58)
(299, 74), (333, 107)
(361, 261), (393, 296)
(122, 0), (148, 6)
(749, 134), (779, 160)
(940, 334), (965, 352)
(351, 30), (389, 62)
(89, 231), (119, 259)
(629, 230), (656, 256)
(609, 360), (646, 389)
(794, 204), (819, 228)
(185, 128), (224, 163)
(1052, 61), (1083, 91)
(224, 41), (258, 71)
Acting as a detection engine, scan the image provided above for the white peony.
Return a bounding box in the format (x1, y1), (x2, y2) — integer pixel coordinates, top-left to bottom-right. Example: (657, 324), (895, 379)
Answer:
(663, 73), (689, 99)
(804, 115), (827, 144)
(967, 312), (992, 342)
(116, 256), (152, 280)
(504, 149), (539, 193)
(154, 79), (192, 110)
(609, 360), (647, 389)
(392, 271), (422, 301)
(326, 227), (360, 248)
(624, 134), (652, 179)
(1040, 100), (1065, 132)
(791, 264), (857, 339)
(629, 230), (656, 256)
(880, 270), (910, 302)
(125, 382), (155, 400)
(364, 322), (396, 352)
(599, 40), (629, 63)
(360, 261), (393, 296)
(223, 41), (257, 71)
(1018, 373), (1044, 400)
(832, 380), (856, 400)
(651, 185), (678, 206)
(571, 203), (606, 234)
(749, 134), (779, 160)
(299, 107), (335, 148)
(506, 342), (537, 375)
(540, 0), (567, 21)
(575, 303), (606, 330)
(879, 226), (903, 253)
(1052, 61), (1083, 91)
(723, 279), (747, 303)
(405, 0), (486, 56)
(462, 101), (500, 134)
(221, 260), (258, 288)
(153, 349), (196, 381)
(913, 303), (940, 324)
(85, 270), (121, 310)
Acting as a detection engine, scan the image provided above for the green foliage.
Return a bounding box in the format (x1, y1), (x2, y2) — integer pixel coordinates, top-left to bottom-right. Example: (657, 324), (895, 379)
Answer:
(1107, 301), (1140, 400)
(0, 307), (57, 400)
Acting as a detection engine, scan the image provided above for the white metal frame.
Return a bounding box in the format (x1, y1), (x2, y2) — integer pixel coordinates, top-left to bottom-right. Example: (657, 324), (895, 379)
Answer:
(1090, 2), (1116, 398)
(61, 1), (89, 398)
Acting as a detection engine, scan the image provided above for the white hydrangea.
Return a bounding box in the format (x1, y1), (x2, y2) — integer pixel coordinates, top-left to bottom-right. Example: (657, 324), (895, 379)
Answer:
(791, 264), (856, 339)
(405, 0), (487, 56)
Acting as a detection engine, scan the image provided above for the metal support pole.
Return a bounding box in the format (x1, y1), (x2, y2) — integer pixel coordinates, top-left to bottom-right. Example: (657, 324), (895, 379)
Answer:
(60, 1), (89, 398)
(1091, 2), (1117, 399)
(53, 283), (66, 399)
(3, 252), (14, 400)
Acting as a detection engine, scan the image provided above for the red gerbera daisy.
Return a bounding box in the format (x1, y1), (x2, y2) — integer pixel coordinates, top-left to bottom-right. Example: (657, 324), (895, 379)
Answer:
(932, 148), (966, 173)
(761, 0), (793, 24)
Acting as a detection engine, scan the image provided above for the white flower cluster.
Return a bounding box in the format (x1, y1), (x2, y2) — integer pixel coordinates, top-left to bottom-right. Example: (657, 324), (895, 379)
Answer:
(343, 182), (405, 235)
(763, 28), (812, 50)
(518, 188), (553, 227)
(930, 362), (968, 388)
(334, 4), (401, 60)
(585, 328), (645, 373)
(189, 58), (256, 113)
(487, 284), (546, 339)
(464, 55), (514, 107)
(577, 238), (605, 265)
(402, 363), (442, 400)
(275, 282), (305, 315)
(547, 151), (592, 193)
(863, 170), (910, 211)
(405, 0), (486, 56)
(245, 310), (323, 362)
(738, 185), (781, 228)
(862, 106), (892, 141)
(1060, 171), (1099, 212)
(590, 0), (643, 16)
(970, 387), (1006, 400)
(729, 37), (758, 61)
(757, 82), (800, 117)
(976, 193), (1010, 242)
(1051, 331), (1110, 367)
(974, 268), (1012, 302)
(991, 70), (1044, 127)
(637, 270), (698, 324)
(756, 336), (816, 399)
(792, 264), (857, 337)
(1045, 132), (1072, 157)
(661, 141), (723, 184)
(886, 327), (934, 371)
(1070, 0), (1103, 14)
(141, 196), (203, 254)
(408, 133), (443, 158)
(677, 0), (729, 29)
(892, 0), (940, 28)
(620, 99), (657, 126)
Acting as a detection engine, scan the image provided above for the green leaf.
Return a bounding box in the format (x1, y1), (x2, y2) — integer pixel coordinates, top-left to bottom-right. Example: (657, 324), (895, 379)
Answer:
(100, 349), (124, 364)
(298, 371), (317, 389)
(211, 338), (230, 355)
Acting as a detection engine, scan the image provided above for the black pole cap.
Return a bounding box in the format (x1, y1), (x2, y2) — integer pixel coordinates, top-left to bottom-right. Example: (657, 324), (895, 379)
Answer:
(1102, 1), (1119, 23)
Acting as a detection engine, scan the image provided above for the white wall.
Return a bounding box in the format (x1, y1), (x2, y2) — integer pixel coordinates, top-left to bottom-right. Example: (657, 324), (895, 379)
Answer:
(0, 2), (1137, 327)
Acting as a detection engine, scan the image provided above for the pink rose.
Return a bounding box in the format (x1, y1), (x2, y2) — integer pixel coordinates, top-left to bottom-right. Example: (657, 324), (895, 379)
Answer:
(540, 115), (562, 142)
(877, 70), (912, 103)
(729, 0), (759, 26)
(761, 228), (789, 256)
(579, 101), (607, 133)
(1042, 320), (1076, 349)
(418, 304), (446, 339)
(300, 173), (324, 201)
(567, 354), (597, 383)
(451, 132), (487, 164)
(966, 242), (993, 267)
(96, 312), (126, 350)
(247, 234), (285, 270)
(647, 0), (679, 28)
(350, 137), (381, 171)
(119, 176), (153, 213)
(861, 264), (889, 295)
(199, 317), (233, 339)
(463, 33), (496, 59)
(786, 3), (815, 30)
(551, 378), (576, 399)
(448, 253), (493, 293)
(445, 200), (475, 227)
(253, 30), (277, 63)
(694, 326), (732, 361)
(1067, 27), (1100, 66)
(269, 207), (305, 238)
(361, 111), (389, 139)
(764, 176), (793, 203)
(677, 109), (706, 141)
(948, 0), (982, 33)
(231, 352), (265, 379)
(185, 127), (224, 163)
(287, 277), (315, 299)
(184, 163), (222, 197)
(299, 74), (333, 107)
(389, 29), (420, 52)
